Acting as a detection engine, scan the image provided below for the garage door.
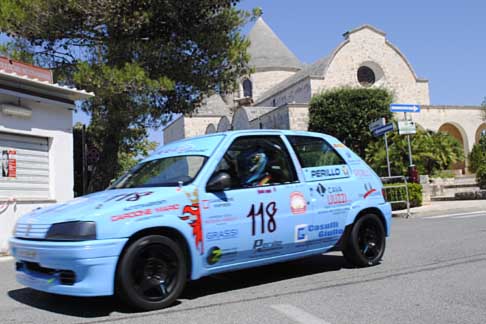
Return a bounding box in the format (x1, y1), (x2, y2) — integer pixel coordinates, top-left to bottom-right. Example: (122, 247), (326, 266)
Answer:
(0, 132), (49, 199)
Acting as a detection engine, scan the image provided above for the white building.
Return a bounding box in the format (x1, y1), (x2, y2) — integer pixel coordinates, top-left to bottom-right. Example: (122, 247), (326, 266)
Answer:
(0, 57), (93, 253)
(164, 18), (486, 165)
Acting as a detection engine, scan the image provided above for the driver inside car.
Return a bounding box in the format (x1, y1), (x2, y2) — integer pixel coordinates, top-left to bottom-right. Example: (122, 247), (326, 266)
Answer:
(239, 149), (272, 187)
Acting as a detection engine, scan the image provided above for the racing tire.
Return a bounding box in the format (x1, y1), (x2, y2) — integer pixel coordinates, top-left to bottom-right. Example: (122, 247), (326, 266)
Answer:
(342, 213), (386, 267)
(116, 235), (187, 311)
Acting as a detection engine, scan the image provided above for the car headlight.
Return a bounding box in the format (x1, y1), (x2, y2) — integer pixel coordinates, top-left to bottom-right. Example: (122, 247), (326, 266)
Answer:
(45, 221), (96, 241)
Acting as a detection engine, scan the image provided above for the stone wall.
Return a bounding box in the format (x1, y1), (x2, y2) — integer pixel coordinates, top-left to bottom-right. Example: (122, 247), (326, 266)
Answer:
(249, 70), (296, 102)
(258, 78), (312, 107)
(412, 105), (485, 153)
(250, 105), (290, 129)
(163, 116), (185, 144)
(317, 27), (430, 105)
(288, 104), (310, 131)
(184, 116), (222, 138)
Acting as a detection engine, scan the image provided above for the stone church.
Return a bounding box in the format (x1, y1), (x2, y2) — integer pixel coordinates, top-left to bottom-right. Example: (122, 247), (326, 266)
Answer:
(164, 17), (485, 162)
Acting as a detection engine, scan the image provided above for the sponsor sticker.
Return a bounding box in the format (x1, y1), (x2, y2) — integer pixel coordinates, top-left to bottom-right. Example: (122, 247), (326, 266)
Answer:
(206, 229), (238, 241)
(111, 204), (180, 221)
(123, 200), (168, 211)
(290, 192), (307, 214)
(294, 222), (343, 243)
(253, 239), (283, 253)
(206, 246), (238, 266)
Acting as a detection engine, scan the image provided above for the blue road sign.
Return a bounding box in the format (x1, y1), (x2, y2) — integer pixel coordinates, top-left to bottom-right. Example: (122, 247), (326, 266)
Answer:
(390, 103), (421, 113)
(373, 123), (394, 137)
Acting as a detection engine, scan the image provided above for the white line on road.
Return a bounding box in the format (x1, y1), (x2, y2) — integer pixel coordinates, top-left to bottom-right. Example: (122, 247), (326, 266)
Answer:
(0, 256), (13, 263)
(270, 304), (331, 324)
(426, 211), (486, 219)
(455, 214), (486, 219)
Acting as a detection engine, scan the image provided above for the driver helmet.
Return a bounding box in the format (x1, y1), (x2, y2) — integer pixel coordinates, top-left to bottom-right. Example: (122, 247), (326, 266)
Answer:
(242, 150), (268, 186)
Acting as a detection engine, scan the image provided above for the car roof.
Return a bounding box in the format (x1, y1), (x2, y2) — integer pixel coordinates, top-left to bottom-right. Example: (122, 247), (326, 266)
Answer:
(171, 129), (337, 143)
(143, 129), (342, 163)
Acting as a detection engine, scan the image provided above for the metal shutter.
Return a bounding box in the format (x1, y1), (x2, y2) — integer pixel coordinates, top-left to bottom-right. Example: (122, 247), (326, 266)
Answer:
(0, 132), (49, 199)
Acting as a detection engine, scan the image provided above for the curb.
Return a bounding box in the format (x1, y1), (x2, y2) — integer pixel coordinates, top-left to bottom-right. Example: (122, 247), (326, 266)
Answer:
(0, 256), (13, 262)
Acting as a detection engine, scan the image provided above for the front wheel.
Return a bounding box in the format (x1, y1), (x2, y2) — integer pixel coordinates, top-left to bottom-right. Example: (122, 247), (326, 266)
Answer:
(342, 213), (386, 267)
(116, 235), (187, 311)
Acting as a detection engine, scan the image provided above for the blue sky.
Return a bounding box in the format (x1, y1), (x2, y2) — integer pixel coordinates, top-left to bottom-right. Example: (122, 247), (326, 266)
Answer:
(34, 1), (486, 139)
(238, 0), (486, 106)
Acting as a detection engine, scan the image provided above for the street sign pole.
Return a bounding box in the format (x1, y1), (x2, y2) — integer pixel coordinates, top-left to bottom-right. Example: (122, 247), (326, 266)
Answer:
(370, 118), (394, 176)
(407, 134), (413, 165)
(404, 112), (413, 166)
(384, 132), (391, 177)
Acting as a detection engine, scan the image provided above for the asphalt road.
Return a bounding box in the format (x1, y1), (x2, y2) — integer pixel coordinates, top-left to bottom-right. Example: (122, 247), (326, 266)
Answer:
(1, 211), (486, 324)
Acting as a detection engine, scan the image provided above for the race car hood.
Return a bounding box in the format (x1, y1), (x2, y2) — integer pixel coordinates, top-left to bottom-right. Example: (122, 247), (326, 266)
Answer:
(17, 187), (185, 226)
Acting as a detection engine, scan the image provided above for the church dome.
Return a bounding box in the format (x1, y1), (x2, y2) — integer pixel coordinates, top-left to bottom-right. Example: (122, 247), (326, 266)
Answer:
(248, 17), (303, 72)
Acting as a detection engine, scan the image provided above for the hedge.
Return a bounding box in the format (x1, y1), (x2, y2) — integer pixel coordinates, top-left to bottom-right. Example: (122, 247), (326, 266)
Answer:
(384, 182), (423, 210)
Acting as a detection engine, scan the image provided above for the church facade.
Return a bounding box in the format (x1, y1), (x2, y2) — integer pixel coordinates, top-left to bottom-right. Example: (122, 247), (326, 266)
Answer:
(163, 18), (485, 165)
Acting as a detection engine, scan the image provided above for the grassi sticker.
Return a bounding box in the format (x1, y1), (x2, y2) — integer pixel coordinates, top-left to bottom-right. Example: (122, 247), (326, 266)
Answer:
(290, 192), (307, 215)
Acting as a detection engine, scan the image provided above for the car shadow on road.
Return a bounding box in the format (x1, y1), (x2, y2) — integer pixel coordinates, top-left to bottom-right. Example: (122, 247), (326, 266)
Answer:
(182, 253), (349, 300)
(7, 288), (136, 317)
(7, 253), (350, 318)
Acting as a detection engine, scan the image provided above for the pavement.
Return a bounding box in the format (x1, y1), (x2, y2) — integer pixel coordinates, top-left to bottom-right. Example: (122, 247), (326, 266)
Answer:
(392, 199), (486, 218)
(1, 208), (486, 323)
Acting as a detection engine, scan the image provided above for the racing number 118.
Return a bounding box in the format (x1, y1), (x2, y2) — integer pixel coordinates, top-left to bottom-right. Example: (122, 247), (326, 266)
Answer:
(247, 202), (277, 236)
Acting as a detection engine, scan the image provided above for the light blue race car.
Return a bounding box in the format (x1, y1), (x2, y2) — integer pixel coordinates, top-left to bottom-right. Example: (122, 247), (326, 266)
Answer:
(10, 130), (392, 310)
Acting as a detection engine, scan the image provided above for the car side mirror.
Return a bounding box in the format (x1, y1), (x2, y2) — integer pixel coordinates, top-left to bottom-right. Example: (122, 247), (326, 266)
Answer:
(206, 171), (232, 192)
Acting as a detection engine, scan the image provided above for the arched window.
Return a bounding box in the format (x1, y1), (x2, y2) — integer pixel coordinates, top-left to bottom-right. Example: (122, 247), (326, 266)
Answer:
(357, 66), (375, 87)
(243, 79), (253, 98)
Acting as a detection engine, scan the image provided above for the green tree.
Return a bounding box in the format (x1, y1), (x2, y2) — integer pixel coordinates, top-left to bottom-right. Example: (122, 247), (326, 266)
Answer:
(365, 129), (464, 176)
(0, 0), (252, 192)
(308, 87), (393, 157)
(117, 138), (158, 178)
(0, 39), (34, 63)
(469, 136), (486, 173)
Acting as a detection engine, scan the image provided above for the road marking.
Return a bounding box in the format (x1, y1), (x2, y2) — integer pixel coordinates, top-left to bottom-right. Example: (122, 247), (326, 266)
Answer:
(455, 214), (486, 219)
(426, 211), (486, 219)
(270, 304), (331, 324)
(0, 256), (13, 263)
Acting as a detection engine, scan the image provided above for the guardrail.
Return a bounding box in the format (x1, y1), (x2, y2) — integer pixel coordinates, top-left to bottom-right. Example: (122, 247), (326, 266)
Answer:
(381, 176), (410, 218)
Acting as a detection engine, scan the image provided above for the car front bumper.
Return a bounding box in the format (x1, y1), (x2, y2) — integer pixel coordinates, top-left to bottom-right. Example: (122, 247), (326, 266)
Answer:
(9, 237), (128, 297)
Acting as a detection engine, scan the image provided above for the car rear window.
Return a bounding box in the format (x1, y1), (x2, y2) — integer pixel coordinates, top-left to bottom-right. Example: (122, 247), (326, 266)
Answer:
(287, 136), (345, 167)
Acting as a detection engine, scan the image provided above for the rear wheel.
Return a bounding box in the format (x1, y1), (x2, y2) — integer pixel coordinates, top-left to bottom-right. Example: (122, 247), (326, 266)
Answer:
(116, 235), (187, 311)
(342, 213), (386, 267)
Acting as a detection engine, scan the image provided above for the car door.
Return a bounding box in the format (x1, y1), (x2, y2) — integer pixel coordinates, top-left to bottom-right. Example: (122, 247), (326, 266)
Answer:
(199, 135), (311, 271)
(286, 135), (353, 249)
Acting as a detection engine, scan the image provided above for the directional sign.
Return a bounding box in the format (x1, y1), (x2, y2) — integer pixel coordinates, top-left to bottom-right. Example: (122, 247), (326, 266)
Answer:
(390, 103), (421, 113)
(373, 123), (394, 137)
(398, 120), (416, 135)
(369, 118), (386, 132)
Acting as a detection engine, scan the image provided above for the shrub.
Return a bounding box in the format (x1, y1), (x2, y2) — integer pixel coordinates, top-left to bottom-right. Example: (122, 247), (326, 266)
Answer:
(469, 136), (486, 173)
(431, 170), (456, 178)
(366, 129), (464, 177)
(308, 87), (393, 157)
(477, 165), (486, 190)
(384, 182), (423, 210)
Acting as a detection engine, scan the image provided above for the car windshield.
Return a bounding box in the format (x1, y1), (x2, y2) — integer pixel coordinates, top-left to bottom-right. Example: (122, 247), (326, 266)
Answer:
(109, 155), (207, 189)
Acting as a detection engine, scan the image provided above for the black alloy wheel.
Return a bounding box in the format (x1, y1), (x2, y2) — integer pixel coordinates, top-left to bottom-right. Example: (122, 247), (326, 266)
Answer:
(342, 213), (386, 267)
(116, 235), (187, 311)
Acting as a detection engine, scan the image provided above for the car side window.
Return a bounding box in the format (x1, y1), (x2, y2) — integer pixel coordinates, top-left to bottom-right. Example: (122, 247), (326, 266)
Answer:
(287, 136), (345, 167)
(212, 136), (298, 189)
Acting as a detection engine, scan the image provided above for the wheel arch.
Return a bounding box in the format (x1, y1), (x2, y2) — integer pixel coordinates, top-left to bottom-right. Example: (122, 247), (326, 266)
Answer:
(335, 207), (388, 251)
(115, 226), (193, 281)
(354, 207), (387, 235)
